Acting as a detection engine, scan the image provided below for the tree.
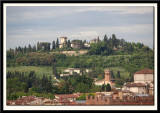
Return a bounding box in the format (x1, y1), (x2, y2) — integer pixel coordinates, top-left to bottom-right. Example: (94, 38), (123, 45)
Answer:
(97, 36), (100, 42)
(101, 84), (105, 91)
(106, 83), (111, 91)
(56, 38), (59, 49)
(117, 71), (121, 78)
(111, 71), (115, 78)
(28, 44), (32, 52)
(52, 63), (59, 79)
(103, 34), (108, 43)
(37, 42), (40, 51)
(67, 40), (71, 48)
(52, 41), (56, 50)
(33, 45), (36, 52)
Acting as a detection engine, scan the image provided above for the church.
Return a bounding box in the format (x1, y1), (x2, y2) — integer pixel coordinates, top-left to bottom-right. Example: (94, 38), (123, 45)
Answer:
(95, 69), (116, 88)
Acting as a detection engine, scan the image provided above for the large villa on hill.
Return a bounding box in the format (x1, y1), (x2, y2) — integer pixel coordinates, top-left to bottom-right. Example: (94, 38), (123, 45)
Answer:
(59, 36), (99, 49)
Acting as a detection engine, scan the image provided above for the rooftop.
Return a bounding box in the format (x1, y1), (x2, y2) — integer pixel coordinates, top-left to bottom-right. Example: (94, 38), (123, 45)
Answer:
(55, 94), (81, 99)
(134, 68), (154, 75)
(126, 82), (146, 87)
(60, 36), (67, 39)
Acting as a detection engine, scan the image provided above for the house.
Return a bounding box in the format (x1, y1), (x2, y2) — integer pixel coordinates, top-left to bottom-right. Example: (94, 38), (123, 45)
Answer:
(122, 68), (154, 95)
(7, 96), (45, 105)
(90, 38), (100, 43)
(123, 82), (147, 95)
(55, 93), (82, 102)
(60, 68), (91, 77)
(59, 36), (67, 48)
(71, 41), (81, 49)
(95, 69), (116, 87)
(84, 43), (90, 47)
(133, 68), (153, 84)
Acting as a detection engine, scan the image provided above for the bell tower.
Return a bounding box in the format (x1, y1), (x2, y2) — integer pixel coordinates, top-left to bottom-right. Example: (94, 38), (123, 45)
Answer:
(105, 69), (111, 82)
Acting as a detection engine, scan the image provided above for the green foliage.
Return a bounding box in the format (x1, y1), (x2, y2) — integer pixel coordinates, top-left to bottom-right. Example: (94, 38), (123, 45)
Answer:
(106, 83), (111, 91)
(6, 70), (58, 100)
(115, 78), (124, 87)
(76, 93), (95, 100)
(6, 33), (154, 99)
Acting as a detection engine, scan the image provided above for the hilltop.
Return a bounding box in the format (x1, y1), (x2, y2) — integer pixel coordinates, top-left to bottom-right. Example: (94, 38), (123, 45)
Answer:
(6, 34), (154, 100)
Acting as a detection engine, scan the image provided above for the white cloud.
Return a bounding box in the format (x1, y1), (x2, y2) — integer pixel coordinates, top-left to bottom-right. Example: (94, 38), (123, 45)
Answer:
(74, 6), (153, 14)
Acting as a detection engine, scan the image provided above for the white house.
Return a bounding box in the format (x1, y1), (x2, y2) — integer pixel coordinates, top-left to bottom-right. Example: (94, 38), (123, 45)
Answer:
(122, 68), (154, 95)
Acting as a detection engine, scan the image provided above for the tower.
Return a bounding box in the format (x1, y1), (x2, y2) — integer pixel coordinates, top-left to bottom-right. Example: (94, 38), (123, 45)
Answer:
(104, 69), (111, 82)
(60, 36), (67, 44)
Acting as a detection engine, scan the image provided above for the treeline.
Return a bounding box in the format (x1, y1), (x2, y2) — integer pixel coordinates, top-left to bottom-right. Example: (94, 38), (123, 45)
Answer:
(7, 70), (112, 100)
(88, 34), (152, 56)
(7, 34), (153, 60)
(7, 71), (56, 100)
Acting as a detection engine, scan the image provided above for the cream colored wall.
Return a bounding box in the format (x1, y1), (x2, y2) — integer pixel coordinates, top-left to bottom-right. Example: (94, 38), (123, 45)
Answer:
(134, 74), (153, 84)
(95, 81), (104, 86)
(59, 45), (63, 48)
(127, 87), (138, 93)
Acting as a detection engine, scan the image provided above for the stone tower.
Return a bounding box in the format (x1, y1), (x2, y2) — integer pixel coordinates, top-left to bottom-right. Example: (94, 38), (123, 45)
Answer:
(60, 36), (67, 44)
(104, 69), (111, 82)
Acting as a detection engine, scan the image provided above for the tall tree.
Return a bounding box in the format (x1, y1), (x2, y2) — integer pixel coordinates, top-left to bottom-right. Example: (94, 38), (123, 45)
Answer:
(111, 71), (115, 78)
(33, 45), (36, 52)
(106, 83), (111, 91)
(67, 40), (71, 48)
(97, 36), (100, 42)
(52, 40), (56, 50)
(103, 34), (108, 43)
(117, 71), (121, 78)
(52, 63), (59, 79)
(28, 44), (32, 52)
(37, 42), (40, 51)
(56, 38), (59, 49)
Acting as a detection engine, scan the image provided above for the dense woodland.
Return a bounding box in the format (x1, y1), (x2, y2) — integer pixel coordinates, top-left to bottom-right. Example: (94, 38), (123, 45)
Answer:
(6, 34), (154, 100)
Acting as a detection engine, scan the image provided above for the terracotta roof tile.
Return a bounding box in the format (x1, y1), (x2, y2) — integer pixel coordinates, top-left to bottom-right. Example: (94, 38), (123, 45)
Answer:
(55, 94), (79, 99)
(95, 79), (105, 83)
(126, 83), (146, 87)
(134, 68), (154, 75)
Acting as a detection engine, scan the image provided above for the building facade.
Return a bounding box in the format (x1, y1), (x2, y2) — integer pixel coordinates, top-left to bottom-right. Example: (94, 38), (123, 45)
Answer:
(95, 69), (115, 87)
(59, 36), (67, 48)
(123, 68), (154, 95)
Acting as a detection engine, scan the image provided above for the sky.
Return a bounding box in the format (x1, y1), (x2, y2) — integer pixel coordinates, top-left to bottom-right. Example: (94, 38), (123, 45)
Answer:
(6, 6), (154, 50)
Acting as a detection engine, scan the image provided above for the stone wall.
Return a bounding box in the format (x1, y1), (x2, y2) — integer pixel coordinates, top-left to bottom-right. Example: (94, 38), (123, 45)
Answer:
(86, 95), (154, 105)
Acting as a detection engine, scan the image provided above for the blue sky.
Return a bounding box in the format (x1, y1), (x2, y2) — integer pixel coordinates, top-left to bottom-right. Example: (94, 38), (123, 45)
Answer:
(6, 6), (154, 50)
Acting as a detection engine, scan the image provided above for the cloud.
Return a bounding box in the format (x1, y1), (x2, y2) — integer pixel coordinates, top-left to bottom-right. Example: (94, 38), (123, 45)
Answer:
(74, 6), (153, 14)
(6, 6), (154, 50)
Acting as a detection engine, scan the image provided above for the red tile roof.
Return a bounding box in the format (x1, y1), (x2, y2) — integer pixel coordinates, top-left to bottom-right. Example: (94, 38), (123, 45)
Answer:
(95, 79), (105, 83)
(126, 82), (146, 87)
(134, 68), (154, 75)
(55, 94), (80, 99)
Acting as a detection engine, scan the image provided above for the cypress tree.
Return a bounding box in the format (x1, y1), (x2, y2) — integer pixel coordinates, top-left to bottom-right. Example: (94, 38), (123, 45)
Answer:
(52, 40), (56, 50)
(106, 83), (111, 91)
(56, 38), (59, 49)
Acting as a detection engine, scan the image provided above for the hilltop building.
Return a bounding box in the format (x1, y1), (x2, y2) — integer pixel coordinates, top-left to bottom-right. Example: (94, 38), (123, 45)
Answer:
(71, 41), (81, 49)
(95, 69), (116, 87)
(59, 36), (67, 48)
(58, 36), (100, 49)
(90, 38), (100, 43)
